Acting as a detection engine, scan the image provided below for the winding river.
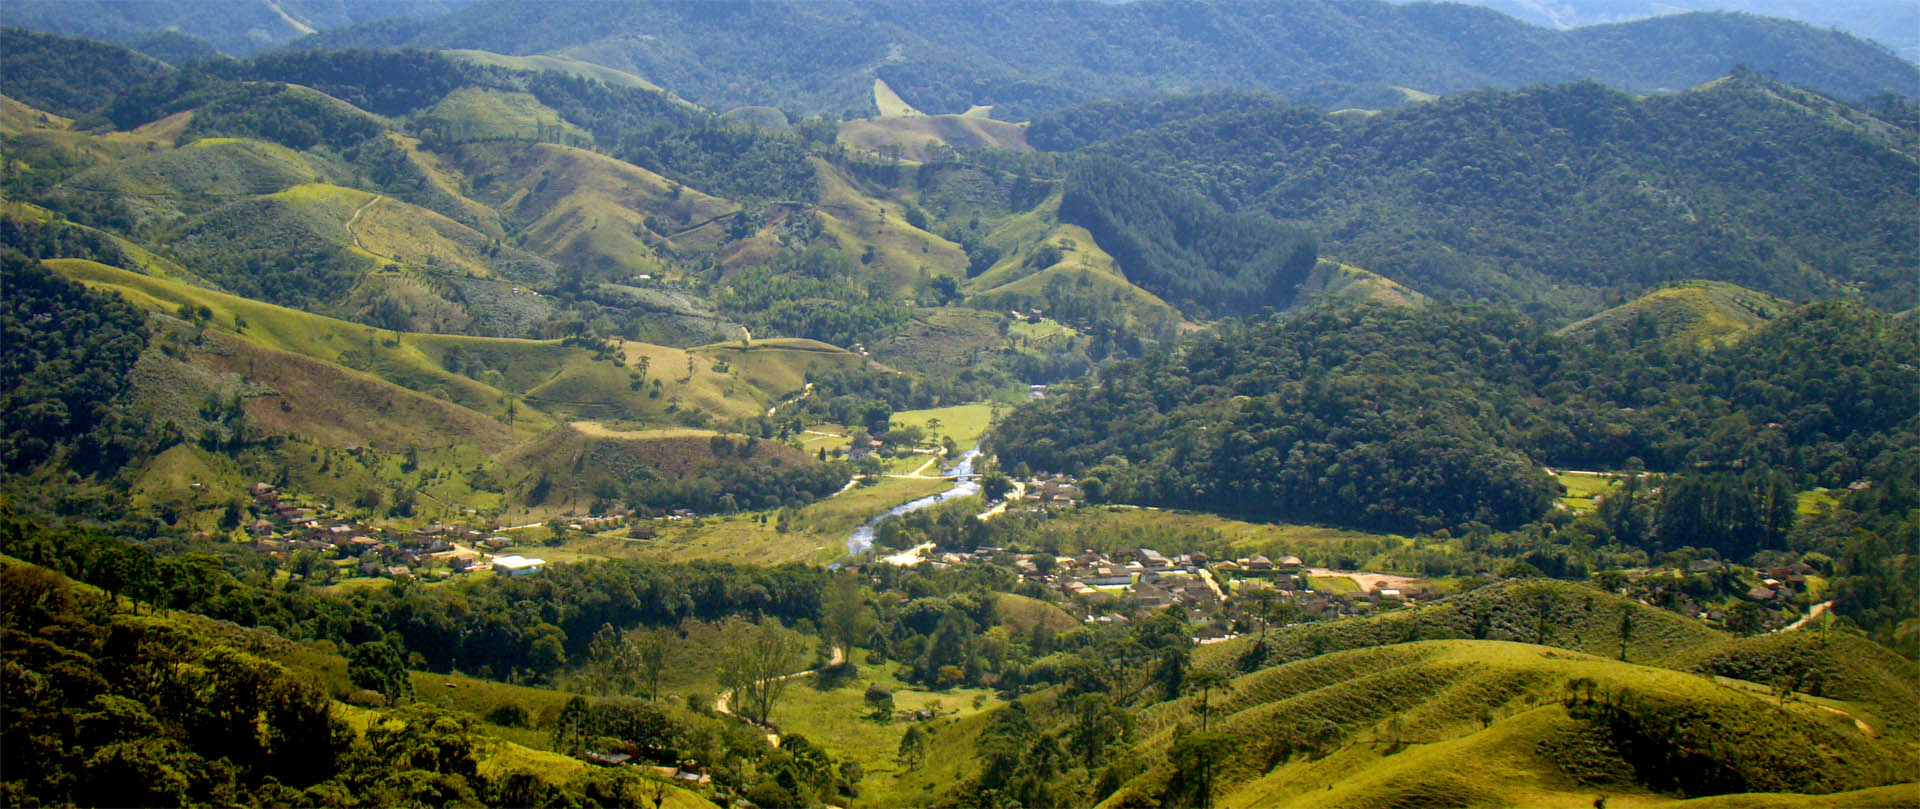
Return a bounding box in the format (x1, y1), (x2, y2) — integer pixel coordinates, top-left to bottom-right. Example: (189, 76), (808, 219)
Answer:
(842, 449), (982, 558)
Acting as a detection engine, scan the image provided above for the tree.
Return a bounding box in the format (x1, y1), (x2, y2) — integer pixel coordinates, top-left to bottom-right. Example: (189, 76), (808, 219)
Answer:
(982, 471), (1014, 501)
(1163, 730), (1233, 809)
(348, 641), (413, 703)
(1185, 670), (1231, 732)
(717, 618), (810, 725)
(897, 724), (928, 770)
(820, 571), (875, 657)
(634, 628), (675, 701)
(864, 683), (894, 722)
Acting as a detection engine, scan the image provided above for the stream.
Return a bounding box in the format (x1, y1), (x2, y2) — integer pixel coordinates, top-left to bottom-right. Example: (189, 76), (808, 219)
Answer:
(841, 449), (981, 560)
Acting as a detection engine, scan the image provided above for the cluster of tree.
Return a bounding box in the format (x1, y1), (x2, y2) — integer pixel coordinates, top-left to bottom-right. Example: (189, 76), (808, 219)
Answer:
(616, 451), (852, 515)
(180, 82), (385, 152)
(551, 687), (858, 808)
(0, 214), (134, 269)
(994, 300), (1918, 536)
(0, 251), (150, 473)
(0, 509), (831, 682)
(0, 559), (712, 807)
(0, 26), (170, 117)
(1059, 156), (1319, 318)
(710, 259), (911, 348)
(1054, 75), (1919, 317)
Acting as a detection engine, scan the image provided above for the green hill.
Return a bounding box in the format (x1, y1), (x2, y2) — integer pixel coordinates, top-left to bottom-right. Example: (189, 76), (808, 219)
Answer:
(1559, 281), (1794, 349)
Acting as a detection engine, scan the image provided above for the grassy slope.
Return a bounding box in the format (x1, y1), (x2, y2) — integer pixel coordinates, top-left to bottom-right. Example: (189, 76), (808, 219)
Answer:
(967, 189), (1185, 328)
(422, 87), (590, 144)
(837, 114), (1032, 163)
(811, 157), (969, 290)
(995, 592), (1080, 636)
(442, 49), (670, 94)
(769, 661), (1002, 803)
(1290, 259), (1432, 311)
(872, 78), (923, 118)
(1123, 639), (1912, 809)
(1558, 281), (1793, 349)
(454, 141), (738, 279)
(0, 93), (73, 133)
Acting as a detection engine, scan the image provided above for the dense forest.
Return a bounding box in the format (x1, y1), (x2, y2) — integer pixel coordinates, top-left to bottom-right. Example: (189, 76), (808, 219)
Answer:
(1047, 74), (1920, 318)
(994, 300), (1919, 534)
(1057, 158), (1319, 318)
(0, 251), (150, 473)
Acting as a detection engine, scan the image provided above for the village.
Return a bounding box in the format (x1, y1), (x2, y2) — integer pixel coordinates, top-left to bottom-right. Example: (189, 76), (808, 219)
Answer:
(238, 468), (1830, 639)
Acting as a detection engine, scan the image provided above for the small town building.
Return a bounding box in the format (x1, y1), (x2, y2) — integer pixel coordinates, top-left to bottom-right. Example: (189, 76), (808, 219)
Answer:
(492, 555), (547, 576)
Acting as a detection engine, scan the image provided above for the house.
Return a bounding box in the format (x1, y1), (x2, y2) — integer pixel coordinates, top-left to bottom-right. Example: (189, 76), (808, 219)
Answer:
(581, 751), (632, 767)
(247, 519), (276, 536)
(1276, 555), (1303, 573)
(492, 555), (547, 576)
(1138, 548), (1171, 569)
(1374, 588), (1405, 602)
(1246, 555), (1274, 573)
(1132, 582), (1175, 609)
(1746, 585), (1778, 602)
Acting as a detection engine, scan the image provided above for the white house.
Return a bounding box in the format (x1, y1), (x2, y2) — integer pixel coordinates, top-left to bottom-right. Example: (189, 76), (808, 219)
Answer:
(492, 555), (547, 576)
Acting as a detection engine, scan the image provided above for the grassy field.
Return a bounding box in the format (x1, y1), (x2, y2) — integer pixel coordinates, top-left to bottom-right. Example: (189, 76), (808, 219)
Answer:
(768, 658), (1002, 803)
(871, 78), (924, 118)
(1555, 470), (1622, 513)
(890, 403), (996, 451)
(570, 476), (953, 566)
(1023, 506), (1417, 568)
(1306, 575), (1362, 594)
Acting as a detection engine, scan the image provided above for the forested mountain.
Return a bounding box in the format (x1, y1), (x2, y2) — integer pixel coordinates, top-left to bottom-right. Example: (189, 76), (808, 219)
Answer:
(1043, 73), (1920, 318)
(1423, 0), (1920, 63)
(1, 0), (477, 57)
(292, 0), (1918, 117)
(993, 297), (1919, 534)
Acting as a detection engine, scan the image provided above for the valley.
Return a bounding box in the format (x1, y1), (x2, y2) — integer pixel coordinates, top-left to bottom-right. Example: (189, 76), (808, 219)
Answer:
(1, 4), (1916, 808)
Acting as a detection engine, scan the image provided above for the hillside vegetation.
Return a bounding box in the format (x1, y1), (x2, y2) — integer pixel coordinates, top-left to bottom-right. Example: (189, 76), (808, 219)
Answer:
(1052, 75), (1919, 317)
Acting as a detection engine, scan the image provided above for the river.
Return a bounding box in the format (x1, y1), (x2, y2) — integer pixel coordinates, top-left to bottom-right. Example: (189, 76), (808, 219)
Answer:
(841, 449), (981, 559)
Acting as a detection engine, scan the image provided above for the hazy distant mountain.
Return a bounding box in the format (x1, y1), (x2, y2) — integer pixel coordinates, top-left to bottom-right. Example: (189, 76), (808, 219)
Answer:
(292, 0), (1918, 119)
(1410, 0), (1920, 63)
(1, 0), (478, 56)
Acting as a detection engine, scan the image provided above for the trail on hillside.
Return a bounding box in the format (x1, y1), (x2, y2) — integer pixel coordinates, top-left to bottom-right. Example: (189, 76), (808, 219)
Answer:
(344, 195), (380, 251)
(713, 646), (846, 747)
(1781, 600), (1835, 632)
